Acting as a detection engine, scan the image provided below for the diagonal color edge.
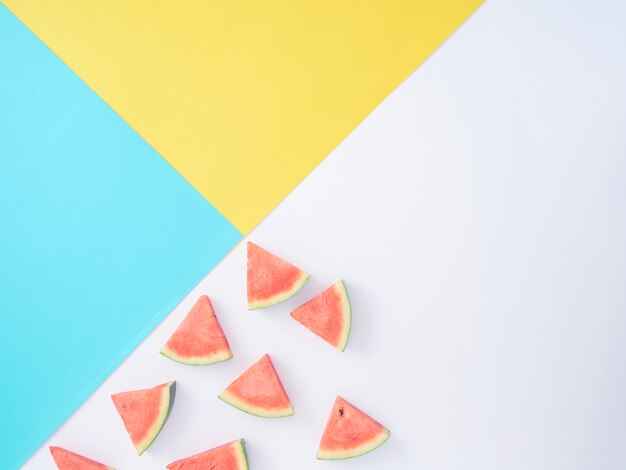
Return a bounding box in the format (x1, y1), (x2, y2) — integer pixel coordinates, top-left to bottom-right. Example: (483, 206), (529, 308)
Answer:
(2, 0), (484, 233)
(0, 6), (242, 468)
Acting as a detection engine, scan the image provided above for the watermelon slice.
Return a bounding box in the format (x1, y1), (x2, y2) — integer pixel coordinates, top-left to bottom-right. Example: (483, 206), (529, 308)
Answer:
(290, 280), (351, 351)
(218, 354), (294, 417)
(49, 446), (114, 470)
(317, 396), (390, 460)
(166, 439), (248, 470)
(160, 295), (233, 365)
(111, 381), (176, 455)
(247, 241), (309, 309)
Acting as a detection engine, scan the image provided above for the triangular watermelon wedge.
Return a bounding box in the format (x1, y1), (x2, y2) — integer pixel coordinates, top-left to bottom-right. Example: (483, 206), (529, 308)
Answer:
(111, 381), (176, 455)
(50, 446), (114, 470)
(160, 295), (233, 365)
(317, 396), (390, 460)
(247, 242), (309, 309)
(166, 439), (248, 470)
(218, 354), (294, 417)
(290, 281), (351, 351)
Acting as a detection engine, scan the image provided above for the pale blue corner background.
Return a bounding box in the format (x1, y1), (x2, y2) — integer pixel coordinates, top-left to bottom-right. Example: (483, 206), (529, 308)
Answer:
(0, 6), (242, 469)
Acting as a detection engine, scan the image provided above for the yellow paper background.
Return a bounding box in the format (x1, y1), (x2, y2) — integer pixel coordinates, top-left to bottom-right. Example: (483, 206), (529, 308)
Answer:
(4, 0), (483, 233)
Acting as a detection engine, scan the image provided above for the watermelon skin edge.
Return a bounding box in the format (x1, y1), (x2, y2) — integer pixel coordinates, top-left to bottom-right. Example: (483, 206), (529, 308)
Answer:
(316, 428), (390, 460)
(334, 280), (352, 352)
(166, 438), (248, 470)
(137, 381), (176, 455)
(159, 346), (233, 366)
(248, 271), (310, 310)
(232, 439), (249, 470)
(217, 389), (295, 418)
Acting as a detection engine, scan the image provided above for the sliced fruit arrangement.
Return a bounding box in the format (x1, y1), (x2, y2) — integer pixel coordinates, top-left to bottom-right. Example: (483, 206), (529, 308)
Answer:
(317, 396), (390, 460)
(111, 381), (176, 455)
(161, 295), (233, 365)
(166, 438), (248, 470)
(291, 280), (351, 351)
(49, 446), (114, 470)
(219, 353), (294, 418)
(52, 241), (390, 466)
(247, 241), (310, 309)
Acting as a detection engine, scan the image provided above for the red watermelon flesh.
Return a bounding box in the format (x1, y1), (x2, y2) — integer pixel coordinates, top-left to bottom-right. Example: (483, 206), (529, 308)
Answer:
(49, 446), (114, 470)
(247, 242), (309, 309)
(290, 280), (351, 351)
(161, 295), (232, 365)
(166, 439), (248, 470)
(317, 396), (390, 460)
(111, 381), (175, 455)
(218, 354), (294, 418)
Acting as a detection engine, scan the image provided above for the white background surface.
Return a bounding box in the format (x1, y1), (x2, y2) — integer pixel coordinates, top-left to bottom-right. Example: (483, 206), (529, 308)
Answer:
(26, 0), (626, 468)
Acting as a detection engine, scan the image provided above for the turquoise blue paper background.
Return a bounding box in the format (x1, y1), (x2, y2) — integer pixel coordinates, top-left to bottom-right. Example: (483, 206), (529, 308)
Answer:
(0, 6), (242, 468)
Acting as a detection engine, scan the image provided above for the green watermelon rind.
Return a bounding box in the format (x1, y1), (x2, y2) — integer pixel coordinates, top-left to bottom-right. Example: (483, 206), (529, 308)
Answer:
(334, 280), (352, 352)
(135, 381), (176, 456)
(167, 439), (248, 470)
(316, 427), (390, 460)
(217, 388), (295, 418)
(159, 345), (233, 366)
(231, 439), (249, 470)
(248, 271), (310, 310)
